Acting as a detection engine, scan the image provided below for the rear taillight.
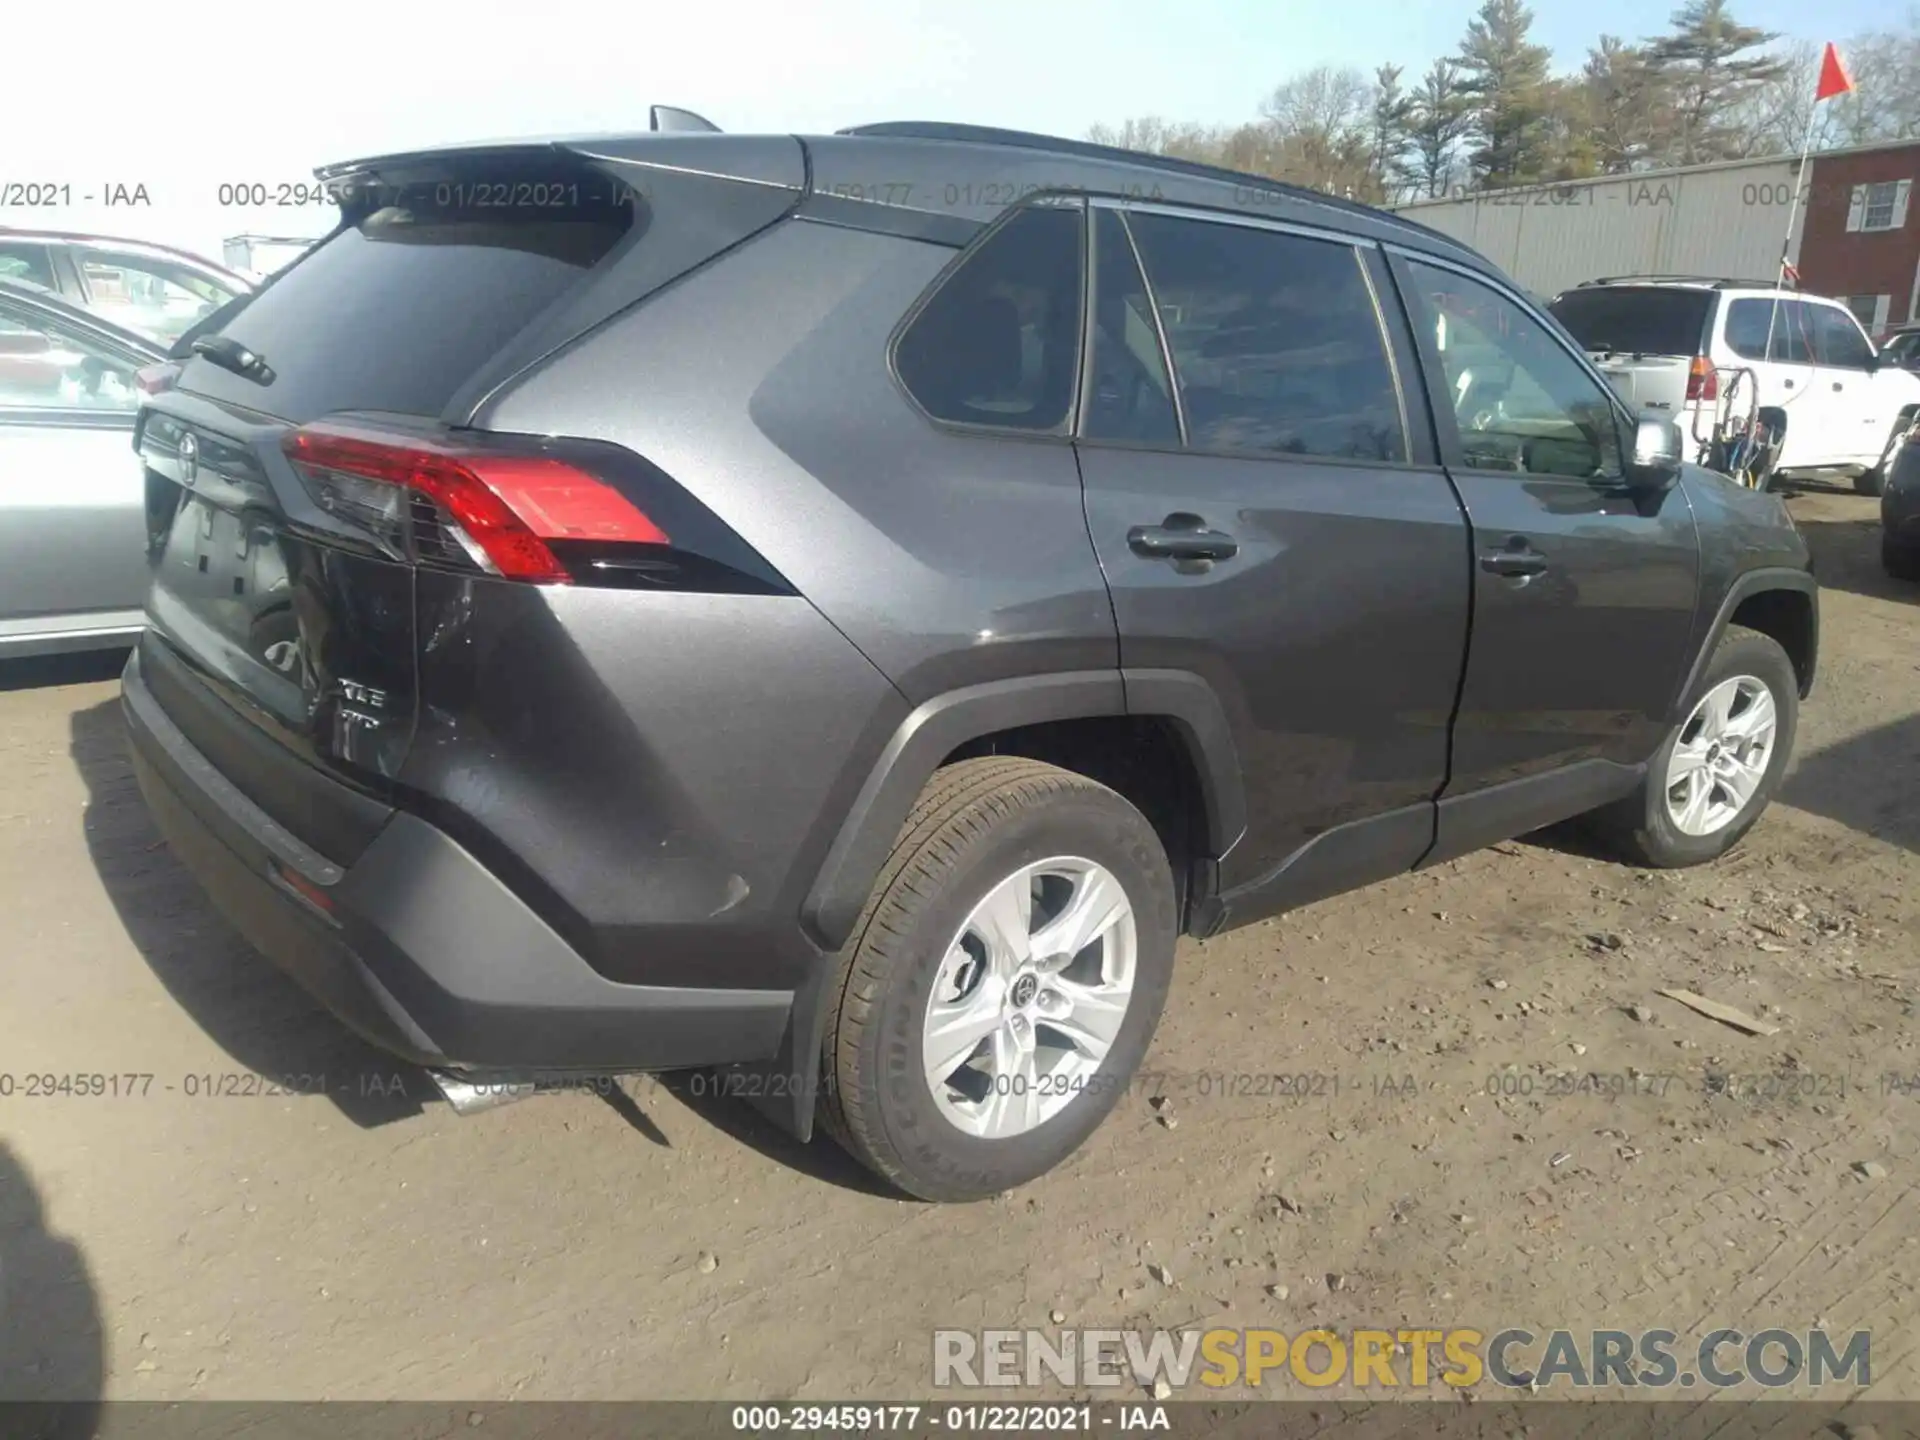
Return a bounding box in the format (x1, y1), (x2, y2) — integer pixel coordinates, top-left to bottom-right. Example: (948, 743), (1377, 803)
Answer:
(135, 362), (181, 396)
(283, 422), (669, 584)
(1685, 355), (1719, 403)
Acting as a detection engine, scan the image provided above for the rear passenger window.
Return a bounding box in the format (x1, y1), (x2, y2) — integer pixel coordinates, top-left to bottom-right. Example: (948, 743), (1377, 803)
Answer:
(1123, 213), (1406, 462)
(894, 203), (1084, 434)
(1725, 298), (1814, 364)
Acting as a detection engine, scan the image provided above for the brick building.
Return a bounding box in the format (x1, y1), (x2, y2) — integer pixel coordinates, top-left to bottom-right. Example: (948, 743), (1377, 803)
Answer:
(1800, 143), (1919, 338)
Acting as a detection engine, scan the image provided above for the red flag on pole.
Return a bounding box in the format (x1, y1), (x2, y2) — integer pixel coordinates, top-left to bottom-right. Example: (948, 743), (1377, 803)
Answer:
(1815, 42), (1854, 101)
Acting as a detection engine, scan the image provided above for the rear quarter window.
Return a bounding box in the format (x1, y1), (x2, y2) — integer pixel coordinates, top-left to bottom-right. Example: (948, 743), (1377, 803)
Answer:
(892, 203), (1085, 435)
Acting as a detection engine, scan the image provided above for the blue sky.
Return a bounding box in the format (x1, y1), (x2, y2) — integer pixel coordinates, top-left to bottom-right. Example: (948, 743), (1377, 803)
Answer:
(3, 0), (1896, 261)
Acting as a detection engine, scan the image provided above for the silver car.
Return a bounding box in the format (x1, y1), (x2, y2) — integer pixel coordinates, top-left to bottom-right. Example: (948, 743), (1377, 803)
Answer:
(0, 228), (252, 348)
(0, 279), (167, 658)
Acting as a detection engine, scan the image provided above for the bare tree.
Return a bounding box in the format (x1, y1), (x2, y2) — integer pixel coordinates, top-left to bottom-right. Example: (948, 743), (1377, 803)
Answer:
(1730, 20), (1920, 153)
(1848, 16), (1920, 140)
(1258, 65), (1378, 194)
(1086, 116), (1232, 163)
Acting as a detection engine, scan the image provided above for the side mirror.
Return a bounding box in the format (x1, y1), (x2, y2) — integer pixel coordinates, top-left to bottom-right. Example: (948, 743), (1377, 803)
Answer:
(1627, 413), (1684, 492)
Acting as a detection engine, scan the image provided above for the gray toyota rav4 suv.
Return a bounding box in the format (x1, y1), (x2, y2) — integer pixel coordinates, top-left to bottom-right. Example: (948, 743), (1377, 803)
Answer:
(122, 120), (1818, 1201)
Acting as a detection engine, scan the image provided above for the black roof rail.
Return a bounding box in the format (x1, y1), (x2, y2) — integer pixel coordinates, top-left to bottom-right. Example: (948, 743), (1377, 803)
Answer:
(836, 120), (1476, 253)
(1579, 273), (1794, 290)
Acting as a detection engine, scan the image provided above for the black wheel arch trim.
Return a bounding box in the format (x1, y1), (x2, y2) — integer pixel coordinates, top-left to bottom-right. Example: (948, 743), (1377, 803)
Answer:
(747, 668), (1242, 1144)
(1120, 668), (1249, 860)
(1670, 566), (1819, 723)
(800, 668), (1246, 954)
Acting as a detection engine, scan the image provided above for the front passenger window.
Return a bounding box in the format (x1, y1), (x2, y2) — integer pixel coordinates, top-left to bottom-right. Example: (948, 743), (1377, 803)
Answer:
(1809, 304), (1874, 370)
(1405, 261), (1622, 478)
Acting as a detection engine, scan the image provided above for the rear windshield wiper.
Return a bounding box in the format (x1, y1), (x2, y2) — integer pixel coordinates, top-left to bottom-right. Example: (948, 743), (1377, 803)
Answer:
(190, 334), (276, 385)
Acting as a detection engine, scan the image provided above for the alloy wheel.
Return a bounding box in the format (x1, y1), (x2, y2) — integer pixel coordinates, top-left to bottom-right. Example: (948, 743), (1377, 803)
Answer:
(1664, 675), (1777, 837)
(921, 856), (1137, 1139)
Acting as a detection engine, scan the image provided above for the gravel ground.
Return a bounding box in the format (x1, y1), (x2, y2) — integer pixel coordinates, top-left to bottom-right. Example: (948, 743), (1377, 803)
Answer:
(1, 484), (1916, 1405)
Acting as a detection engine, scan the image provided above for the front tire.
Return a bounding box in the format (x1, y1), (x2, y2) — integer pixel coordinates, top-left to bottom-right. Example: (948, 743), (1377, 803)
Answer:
(1858, 409), (1916, 497)
(1594, 626), (1798, 868)
(819, 758), (1176, 1202)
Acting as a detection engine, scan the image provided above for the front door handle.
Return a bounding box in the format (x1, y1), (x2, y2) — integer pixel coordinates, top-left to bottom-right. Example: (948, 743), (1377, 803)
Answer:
(1128, 514), (1238, 562)
(1833, 381), (1845, 392)
(1480, 541), (1549, 578)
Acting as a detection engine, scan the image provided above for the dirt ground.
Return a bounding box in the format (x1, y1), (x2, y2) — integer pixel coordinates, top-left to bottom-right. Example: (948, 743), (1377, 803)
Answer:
(2, 484), (1917, 1407)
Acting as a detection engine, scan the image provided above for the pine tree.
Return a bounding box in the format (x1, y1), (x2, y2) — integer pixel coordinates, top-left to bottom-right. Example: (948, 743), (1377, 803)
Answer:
(1537, 79), (1604, 180)
(1581, 37), (1672, 171)
(1368, 65), (1417, 202)
(1406, 59), (1474, 197)
(1647, 0), (1785, 165)
(1456, 0), (1557, 187)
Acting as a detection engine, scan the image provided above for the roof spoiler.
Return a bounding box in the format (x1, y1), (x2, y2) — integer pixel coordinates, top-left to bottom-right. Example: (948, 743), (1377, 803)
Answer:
(650, 105), (721, 133)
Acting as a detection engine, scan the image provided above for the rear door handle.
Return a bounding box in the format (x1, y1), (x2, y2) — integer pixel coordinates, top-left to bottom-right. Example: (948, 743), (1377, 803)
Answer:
(1480, 541), (1549, 579)
(1833, 381), (1845, 392)
(1128, 514), (1238, 562)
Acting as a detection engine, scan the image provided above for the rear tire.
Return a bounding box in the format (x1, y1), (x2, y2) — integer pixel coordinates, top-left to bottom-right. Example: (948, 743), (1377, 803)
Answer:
(1592, 625), (1798, 868)
(1886, 532), (1920, 583)
(1859, 409), (1916, 497)
(819, 758), (1176, 1202)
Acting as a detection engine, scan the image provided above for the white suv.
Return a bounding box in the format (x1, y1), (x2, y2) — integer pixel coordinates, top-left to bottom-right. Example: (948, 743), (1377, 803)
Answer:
(1548, 276), (1920, 495)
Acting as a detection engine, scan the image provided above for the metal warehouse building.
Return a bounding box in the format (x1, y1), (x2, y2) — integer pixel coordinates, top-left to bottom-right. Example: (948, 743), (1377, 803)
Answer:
(1393, 140), (1918, 336)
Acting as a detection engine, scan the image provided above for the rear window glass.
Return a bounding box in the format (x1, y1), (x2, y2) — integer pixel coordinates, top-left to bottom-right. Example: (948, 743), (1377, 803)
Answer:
(178, 172), (635, 421)
(1547, 287), (1712, 357)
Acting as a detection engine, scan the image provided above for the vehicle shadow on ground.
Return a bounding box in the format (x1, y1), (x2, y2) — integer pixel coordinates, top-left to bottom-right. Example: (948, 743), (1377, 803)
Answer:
(1791, 512), (1919, 605)
(0, 650), (130, 694)
(1781, 711), (1920, 857)
(1520, 712), (1920, 864)
(0, 1143), (102, 1439)
(69, 698), (425, 1128)
(644, 1075), (902, 1198)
